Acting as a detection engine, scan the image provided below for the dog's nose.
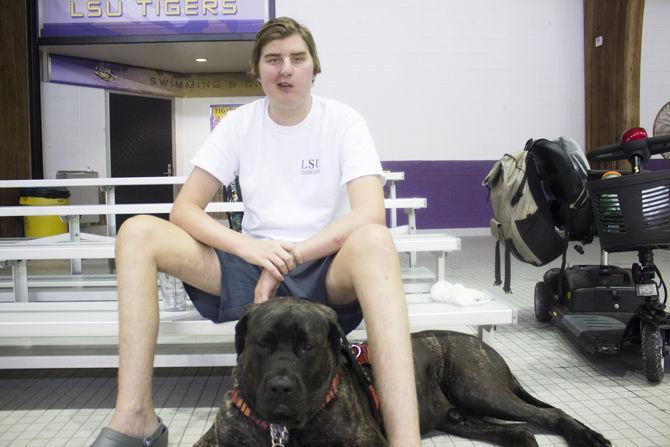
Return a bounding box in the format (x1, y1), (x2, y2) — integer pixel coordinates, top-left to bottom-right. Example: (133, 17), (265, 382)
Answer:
(267, 375), (295, 397)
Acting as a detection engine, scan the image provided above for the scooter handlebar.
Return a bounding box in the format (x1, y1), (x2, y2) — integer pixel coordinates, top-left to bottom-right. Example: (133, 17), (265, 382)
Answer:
(587, 134), (670, 163)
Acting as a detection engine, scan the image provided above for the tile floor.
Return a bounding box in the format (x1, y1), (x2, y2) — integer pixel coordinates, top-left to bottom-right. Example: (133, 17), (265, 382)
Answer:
(1, 236), (669, 446)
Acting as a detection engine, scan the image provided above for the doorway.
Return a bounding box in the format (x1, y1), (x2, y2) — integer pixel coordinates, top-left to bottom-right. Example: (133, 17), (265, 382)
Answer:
(109, 93), (173, 230)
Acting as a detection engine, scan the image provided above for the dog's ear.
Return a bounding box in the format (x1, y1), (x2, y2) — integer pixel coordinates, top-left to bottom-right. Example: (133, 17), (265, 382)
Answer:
(312, 303), (344, 354)
(234, 303), (257, 356)
(328, 320), (344, 355)
(234, 314), (249, 356)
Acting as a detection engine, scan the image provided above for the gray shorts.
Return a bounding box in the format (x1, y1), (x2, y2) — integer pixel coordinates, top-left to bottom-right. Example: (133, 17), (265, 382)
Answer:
(183, 250), (363, 334)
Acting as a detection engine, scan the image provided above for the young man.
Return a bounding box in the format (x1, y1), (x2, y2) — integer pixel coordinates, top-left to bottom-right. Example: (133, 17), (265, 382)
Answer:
(92, 17), (421, 447)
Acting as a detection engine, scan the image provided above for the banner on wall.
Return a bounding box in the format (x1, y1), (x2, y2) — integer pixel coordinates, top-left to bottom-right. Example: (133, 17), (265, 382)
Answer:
(210, 104), (240, 130)
(50, 55), (264, 97)
(39, 0), (272, 37)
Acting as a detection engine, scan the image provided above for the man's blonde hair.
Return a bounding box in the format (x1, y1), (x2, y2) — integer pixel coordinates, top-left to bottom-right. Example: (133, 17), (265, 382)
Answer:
(249, 17), (321, 78)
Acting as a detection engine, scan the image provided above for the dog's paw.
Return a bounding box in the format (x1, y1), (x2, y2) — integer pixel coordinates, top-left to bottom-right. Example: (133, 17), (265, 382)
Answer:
(570, 428), (611, 447)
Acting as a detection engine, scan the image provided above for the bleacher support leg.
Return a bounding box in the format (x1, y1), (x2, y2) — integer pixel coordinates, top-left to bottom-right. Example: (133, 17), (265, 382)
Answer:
(68, 216), (82, 275)
(406, 209), (418, 266)
(11, 260), (29, 303)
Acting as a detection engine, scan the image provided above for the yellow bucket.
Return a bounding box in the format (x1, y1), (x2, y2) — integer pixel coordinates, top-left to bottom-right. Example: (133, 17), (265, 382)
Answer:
(19, 188), (70, 237)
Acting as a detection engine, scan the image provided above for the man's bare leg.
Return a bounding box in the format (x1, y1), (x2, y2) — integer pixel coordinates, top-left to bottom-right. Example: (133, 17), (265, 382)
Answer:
(326, 223), (421, 447)
(105, 215), (221, 438)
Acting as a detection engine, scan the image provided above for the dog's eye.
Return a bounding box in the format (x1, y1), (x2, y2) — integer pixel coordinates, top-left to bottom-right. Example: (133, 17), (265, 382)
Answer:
(257, 339), (268, 348)
(301, 343), (313, 352)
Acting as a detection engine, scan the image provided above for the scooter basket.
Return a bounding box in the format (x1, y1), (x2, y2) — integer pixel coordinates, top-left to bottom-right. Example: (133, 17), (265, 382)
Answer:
(587, 170), (670, 252)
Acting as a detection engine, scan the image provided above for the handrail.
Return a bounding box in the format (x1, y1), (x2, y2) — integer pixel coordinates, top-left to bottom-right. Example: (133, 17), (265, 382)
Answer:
(0, 198), (427, 217)
(0, 232), (459, 262)
(0, 171), (404, 188)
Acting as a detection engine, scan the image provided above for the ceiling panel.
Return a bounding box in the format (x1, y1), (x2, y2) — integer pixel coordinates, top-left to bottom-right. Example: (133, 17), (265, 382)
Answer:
(42, 40), (255, 74)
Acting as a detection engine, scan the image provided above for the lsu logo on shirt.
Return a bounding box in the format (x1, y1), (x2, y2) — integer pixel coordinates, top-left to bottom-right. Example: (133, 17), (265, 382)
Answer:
(300, 158), (320, 175)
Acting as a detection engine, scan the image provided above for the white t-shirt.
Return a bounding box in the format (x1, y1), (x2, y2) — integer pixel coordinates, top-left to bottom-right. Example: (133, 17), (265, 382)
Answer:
(191, 95), (385, 242)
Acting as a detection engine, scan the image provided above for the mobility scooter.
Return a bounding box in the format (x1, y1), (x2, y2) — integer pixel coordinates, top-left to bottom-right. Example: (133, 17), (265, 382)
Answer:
(533, 131), (670, 383)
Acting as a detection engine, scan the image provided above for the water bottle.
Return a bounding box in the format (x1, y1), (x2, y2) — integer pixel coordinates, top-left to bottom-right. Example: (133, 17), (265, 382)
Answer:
(158, 272), (187, 311)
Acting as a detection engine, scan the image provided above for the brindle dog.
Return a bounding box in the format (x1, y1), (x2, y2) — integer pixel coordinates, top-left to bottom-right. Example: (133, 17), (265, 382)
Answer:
(194, 297), (610, 447)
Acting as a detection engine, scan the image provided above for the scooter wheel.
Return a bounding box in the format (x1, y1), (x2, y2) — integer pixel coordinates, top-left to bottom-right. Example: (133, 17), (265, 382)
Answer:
(534, 282), (551, 322)
(641, 322), (664, 383)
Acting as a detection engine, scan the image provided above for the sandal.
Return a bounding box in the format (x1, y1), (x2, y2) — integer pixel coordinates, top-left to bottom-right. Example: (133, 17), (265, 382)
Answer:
(90, 418), (168, 447)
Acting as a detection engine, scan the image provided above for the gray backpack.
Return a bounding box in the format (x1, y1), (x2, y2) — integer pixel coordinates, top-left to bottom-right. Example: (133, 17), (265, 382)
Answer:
(483, 139), (569, 292)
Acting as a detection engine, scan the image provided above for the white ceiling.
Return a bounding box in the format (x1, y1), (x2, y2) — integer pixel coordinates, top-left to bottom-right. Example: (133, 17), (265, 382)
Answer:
(42, 40), (255, 74)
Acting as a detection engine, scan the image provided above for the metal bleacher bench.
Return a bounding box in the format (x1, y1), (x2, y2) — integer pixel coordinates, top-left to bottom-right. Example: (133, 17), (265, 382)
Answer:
(0, 174), (516, 369)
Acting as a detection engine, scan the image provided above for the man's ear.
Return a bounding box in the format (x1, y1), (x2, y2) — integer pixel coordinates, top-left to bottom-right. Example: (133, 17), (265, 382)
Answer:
(234, 304), (257, 356)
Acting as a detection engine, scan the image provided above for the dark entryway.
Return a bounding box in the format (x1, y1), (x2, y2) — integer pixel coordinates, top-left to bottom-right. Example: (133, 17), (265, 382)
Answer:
(109, 93), (173, 230)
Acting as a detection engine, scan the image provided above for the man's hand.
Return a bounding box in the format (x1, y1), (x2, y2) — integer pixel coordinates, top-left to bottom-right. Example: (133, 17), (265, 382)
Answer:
(239, 239), (297, 281)
(254, 269), (280, 303)
(287, 245), (304, 267)
(252, 245), (303, 304)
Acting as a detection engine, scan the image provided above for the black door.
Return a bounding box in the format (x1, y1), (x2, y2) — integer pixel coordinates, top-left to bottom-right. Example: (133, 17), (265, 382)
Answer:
(109, 93), (173, 230)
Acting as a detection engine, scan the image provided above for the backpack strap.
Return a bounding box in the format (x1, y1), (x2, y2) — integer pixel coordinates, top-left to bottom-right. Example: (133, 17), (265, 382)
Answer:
(510, 173), (527, 207)
(569, 186), (589, 210)
(493, 240), (513, 293)
(558, 238), (568, 302)
(494, 240), (502, 286)
(503, 243), (512, 294)
(523, 138), (535, 152)
(510, 142), (534, 207)
(557, 218), (573, 301)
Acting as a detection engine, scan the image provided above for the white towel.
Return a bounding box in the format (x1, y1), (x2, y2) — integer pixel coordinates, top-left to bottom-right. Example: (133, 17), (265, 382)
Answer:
(430, 280), (491, 306)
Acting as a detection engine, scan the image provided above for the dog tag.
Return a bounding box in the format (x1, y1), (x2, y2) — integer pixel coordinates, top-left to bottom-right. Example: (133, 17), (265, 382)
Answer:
(270, 424), (289, 447)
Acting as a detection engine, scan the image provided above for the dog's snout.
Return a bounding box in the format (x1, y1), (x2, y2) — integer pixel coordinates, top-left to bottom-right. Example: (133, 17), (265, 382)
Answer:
(267, 375), (295, 397)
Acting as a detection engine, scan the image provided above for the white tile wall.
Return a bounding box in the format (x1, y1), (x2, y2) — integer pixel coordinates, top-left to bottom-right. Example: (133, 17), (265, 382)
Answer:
(40, 83), (107, 179)
(279, 0), (585, 160)
(278, 0), (669, 159)
(641, 0), (670, 137)
(173, 96), (259, 176)
(39, 0), (670, 174)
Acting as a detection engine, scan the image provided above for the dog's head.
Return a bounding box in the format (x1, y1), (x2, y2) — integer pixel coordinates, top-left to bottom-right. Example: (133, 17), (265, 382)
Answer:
(233, 297), (343, 428)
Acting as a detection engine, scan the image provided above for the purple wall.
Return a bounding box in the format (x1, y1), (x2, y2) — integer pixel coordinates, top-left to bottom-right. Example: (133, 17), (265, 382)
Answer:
(382, 160), (495, 230)
(382, 158), (670, 230)
(647, 159), (670, 171)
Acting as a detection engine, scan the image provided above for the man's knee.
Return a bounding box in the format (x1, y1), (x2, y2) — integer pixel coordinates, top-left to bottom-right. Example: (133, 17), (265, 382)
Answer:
(343, 223), (396, 261)
(115, 215), (164, 260)
(327, 224), (401, 304)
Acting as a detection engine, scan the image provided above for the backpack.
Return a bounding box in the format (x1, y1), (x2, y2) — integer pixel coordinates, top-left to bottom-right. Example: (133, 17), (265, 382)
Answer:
(483, 139), (575, 293)
(225, 176), (244, 233)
